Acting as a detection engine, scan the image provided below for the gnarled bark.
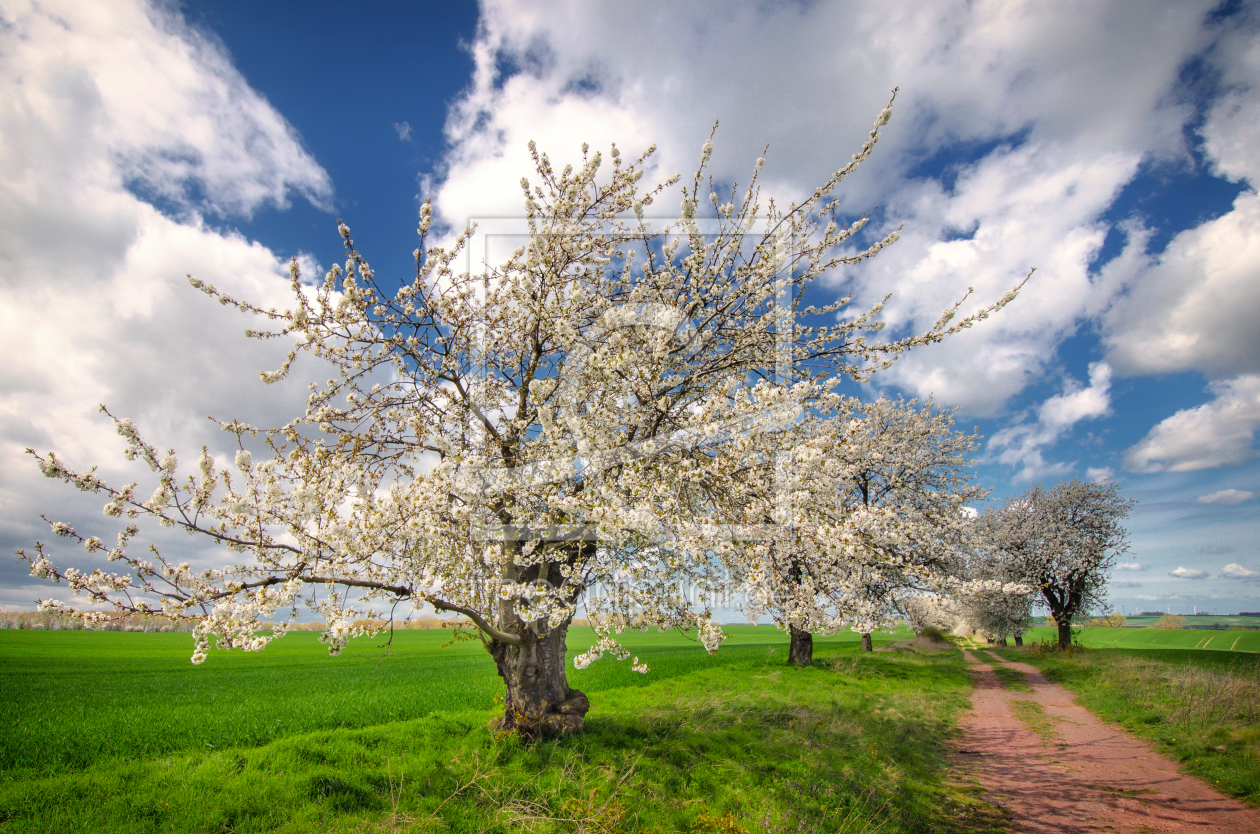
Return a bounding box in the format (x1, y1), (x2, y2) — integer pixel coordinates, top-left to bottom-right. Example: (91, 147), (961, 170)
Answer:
(1014, 634), (1023, 647)
(860, 632), (873, 652)
(487, 622), (588, 738)
(1057, 619), (1073, 650)
(487, 537), (593, 738)
(788, 624), (814, 665)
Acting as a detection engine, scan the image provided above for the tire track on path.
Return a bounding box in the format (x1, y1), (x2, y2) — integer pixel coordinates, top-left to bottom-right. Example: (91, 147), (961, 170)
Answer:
(955, 648), (1260, 833)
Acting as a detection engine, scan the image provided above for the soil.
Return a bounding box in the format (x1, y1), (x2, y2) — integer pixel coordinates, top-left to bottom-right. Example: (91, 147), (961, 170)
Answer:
(955, 648), (1260, 833)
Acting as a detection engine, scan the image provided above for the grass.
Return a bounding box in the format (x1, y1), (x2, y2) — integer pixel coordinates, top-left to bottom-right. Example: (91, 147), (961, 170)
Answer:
(998, 644), (1260, 806)
(0, 626), (1008, 832)
(971, 654), (1031, 693)
(1020, 625), (1260, 652)
(1007, 700), (1059, 745)
(1, 626), (882, 776)
(1113, 614), (1260, 629)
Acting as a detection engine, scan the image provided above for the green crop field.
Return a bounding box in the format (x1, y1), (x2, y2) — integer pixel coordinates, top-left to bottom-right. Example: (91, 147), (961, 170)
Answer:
(1021, 625), (1260, 652)
(5, 622), (1258, 832)
(1, 624), (1009, 833)
(1118, 614), (1260, 629)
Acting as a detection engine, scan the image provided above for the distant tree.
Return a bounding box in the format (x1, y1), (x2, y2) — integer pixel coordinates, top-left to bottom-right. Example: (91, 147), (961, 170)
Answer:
(904, 593), (964, 636)
(1085, 612), (1125, 628)
(984, 479), (1135, 650)
(958, 541), (1037, 646)
(962, 584), (1035, 646)
(728, 396), (988, 665)
(1154, 613), (1185, 629)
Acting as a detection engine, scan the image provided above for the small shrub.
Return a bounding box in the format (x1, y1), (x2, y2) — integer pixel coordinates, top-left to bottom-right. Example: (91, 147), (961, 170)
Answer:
(918, 626), (949, 643)
(1025, 639), (1088, 658)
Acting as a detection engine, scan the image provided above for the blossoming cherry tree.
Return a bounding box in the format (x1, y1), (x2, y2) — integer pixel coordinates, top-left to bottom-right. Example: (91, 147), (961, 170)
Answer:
(21, 92), (1021, 737)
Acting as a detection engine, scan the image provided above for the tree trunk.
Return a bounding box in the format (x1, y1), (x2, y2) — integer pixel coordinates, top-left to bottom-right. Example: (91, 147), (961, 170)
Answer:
(1057, 619), (1073, 650)
(998, 637), (1008, 647)
(1014, 634), (1023, 647)
(487, 622), (588, 739)
(860, 632), (873, 652)
(788, 624), (813, 665)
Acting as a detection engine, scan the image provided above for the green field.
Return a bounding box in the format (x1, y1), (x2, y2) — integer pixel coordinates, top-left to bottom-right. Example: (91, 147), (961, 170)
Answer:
(1119, 614), (1260, 629)
(1, 625), (1007, 833)
(6, 623), (1259, 832)
(1023, 624), (1260, 652)
(0, 626), (922, 776)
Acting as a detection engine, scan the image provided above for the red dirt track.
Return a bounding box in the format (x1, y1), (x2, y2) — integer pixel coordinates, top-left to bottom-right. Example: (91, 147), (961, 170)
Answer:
(956, 649), (1260, 833)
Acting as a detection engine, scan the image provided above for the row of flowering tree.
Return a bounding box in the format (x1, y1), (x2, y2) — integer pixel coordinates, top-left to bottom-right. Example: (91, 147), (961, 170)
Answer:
(903, 479), (1135, 649)
(977, 479), (1135, 649)
(19, 93), (1029, 738)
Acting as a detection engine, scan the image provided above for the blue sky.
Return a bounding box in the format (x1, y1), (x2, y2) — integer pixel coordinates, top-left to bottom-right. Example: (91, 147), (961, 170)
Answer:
(1, 0), (1258, 617)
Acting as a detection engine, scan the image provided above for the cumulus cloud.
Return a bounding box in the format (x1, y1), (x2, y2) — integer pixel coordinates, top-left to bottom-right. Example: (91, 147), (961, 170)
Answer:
(394, 121), (413, 142)
(1101, 8), (1260, 382)
(1114, 562), (1148, 571)
(1197, 488), (1257, 504)
(1086, 467), (1115, 483)
(1123, 375), (1260, 472)
(1200, 5), (1260, 186)
(432, 0), (1220, 416)
(1102, 194), (1260, 379)
(1221, 563), (1259, 580)
(986, 361), (1112, 479)
(0, 0), (333, 606)
(1169, 566), (1209, 579)
(0, 1), (330, 219)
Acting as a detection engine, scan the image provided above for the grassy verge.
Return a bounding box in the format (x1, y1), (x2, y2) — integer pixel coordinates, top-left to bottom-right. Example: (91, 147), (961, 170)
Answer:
(971, 654), (1031, 694)
(998, 645), (1260, 806)
(1007, 701), (1059, 746)
(0, 632), (1004, 833)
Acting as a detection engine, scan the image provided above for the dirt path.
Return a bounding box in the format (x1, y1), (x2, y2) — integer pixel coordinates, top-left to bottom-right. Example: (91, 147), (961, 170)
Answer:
(956, 648), (1260, 833)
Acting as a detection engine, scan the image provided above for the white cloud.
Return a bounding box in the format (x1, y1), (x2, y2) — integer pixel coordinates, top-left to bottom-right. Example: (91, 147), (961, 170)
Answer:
(1101, 8), (1260, 381)
(1111, 581), (1142, 588)
(0, 0), (333, 595)
(858, 150), (1134, 414)
(1169, 566), (1208, 579)
(1197, 488), (1256, 505)
(1086, 467), (1115, 483)
(394, 121), (413, 142)
(432, 0), (1220, 415)
(986, 361), (1112, 479)
(1102, 192), (1260, 379)
(1221, 564), (1259, 580)
(1200, 5), (1260, 186)
(1199, 545), (1236, 554)
(1123, 375), (1260, 472)
(1114, 562), (1148, 571)
(0, 1), (330, 219)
